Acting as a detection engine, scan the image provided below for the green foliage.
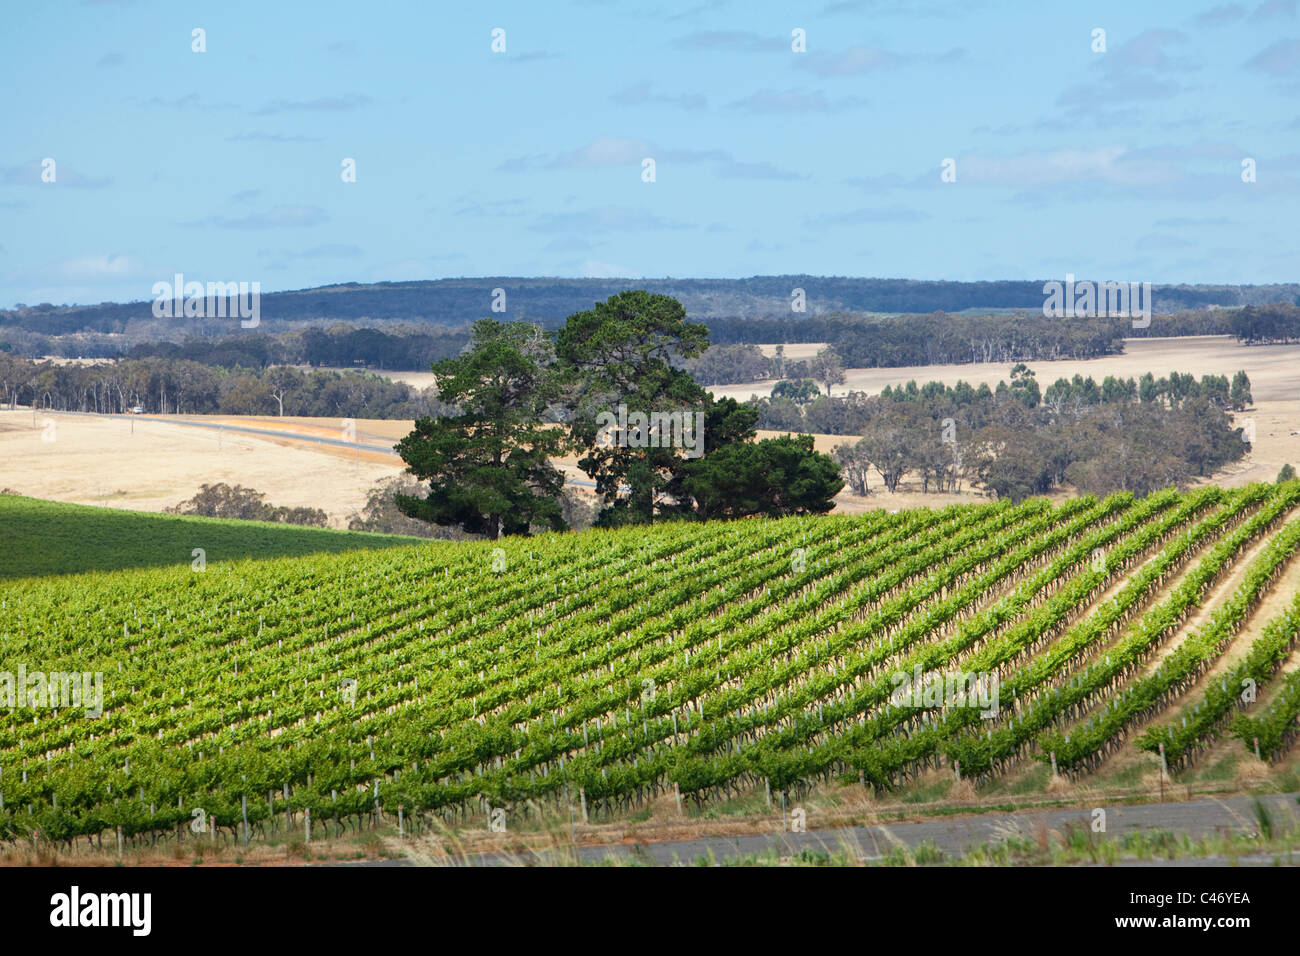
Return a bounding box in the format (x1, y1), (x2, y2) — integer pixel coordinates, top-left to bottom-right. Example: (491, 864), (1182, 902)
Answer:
(558, 291), (711, 526)
(770, 379), (822, 405)
(396, 319), (568, 539)
(682, 434), (843, 519)
(1008, 363), (1039, 408)
(1228, 302), (1300, 345)
(1230, 370), (1252, 410)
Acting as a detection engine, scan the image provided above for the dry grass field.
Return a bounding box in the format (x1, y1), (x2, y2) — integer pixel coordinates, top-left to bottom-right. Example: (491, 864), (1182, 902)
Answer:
(3, 335), (1296, 527)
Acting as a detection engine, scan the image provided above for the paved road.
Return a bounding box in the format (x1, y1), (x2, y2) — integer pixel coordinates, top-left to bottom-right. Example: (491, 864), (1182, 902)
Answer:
(354, 792), (1300, 866)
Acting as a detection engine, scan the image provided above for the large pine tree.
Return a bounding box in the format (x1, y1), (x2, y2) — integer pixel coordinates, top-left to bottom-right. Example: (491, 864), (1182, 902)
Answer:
(396, 319), (567, 539)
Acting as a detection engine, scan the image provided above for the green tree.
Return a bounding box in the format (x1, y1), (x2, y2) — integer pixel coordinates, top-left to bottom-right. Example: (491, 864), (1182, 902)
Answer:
(1008, 363), (1040, 408)
(396, 319), (567, 539)
(1138, 371), (1158, 404)
(682, 434), (843, 519)
(770, 378), (821, 405)
(1229, 370), (1252, 410)
(557, 291), (710, 526)
(1278, 464), (1296, 483)
(809, 347), (846, 397)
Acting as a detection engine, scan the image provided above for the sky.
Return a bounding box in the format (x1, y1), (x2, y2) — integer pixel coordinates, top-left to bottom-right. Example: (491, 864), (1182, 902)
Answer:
(1, 0), (1297, 308)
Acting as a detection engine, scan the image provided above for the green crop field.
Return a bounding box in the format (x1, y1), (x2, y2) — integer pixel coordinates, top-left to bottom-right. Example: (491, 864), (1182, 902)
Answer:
(0, 495), (421, 579)
(2, 483), (1300, 847)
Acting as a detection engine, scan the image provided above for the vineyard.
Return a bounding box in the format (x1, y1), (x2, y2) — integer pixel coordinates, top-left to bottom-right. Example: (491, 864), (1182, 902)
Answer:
(3, 482), (1300, 848)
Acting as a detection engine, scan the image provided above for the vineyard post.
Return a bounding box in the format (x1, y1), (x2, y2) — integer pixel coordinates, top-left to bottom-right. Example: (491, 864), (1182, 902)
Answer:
(674, 781), (682, 815)
(781, 790), (787, 831)
(580, 787), (588, 823)
(305, 808), (311, 844)
(954, 760), (960, 783)
(241, 795), (249, 846)
(116, 826), (122, 856)
(1254, 738), (1261, 761)
(765, 778), (771, 807)
(1050, 752), (1058, 778)
(1158, 743), (1167, 801)
(398, 805), (404, 839)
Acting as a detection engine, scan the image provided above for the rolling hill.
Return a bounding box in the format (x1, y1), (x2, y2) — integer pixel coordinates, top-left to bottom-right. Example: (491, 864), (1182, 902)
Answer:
(3, 483), (1300, 847)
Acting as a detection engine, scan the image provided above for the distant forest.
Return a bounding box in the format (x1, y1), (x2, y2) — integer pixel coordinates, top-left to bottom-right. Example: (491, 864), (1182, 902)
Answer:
(2, 274), (1298, 339)
(7, 303), (1297, 381)
(2, 290), (1298, 388)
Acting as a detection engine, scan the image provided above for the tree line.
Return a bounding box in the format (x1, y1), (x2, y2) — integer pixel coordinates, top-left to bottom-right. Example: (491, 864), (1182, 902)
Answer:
(0, 355), (447, 419)
(821, 366), (1252, 501)
(1227, 302), (1300, 344)
(6, 302), (1295, 381)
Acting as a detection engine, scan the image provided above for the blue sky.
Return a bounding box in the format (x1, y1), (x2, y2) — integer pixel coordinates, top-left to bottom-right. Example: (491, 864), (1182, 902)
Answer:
(1, 0), (1297, 307)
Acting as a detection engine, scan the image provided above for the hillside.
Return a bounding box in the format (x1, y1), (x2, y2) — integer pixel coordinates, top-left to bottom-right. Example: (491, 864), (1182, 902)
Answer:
(3, 483), (1300, 850)
(0, 494), (420, 579)
(5, 276), (1299, 336)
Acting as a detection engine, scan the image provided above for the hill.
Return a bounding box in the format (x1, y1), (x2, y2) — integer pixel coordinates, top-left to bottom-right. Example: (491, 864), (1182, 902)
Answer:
(0, 494), (420, 579)
(5, 276), (1299, 337)
(3, 482), (1300, 849)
